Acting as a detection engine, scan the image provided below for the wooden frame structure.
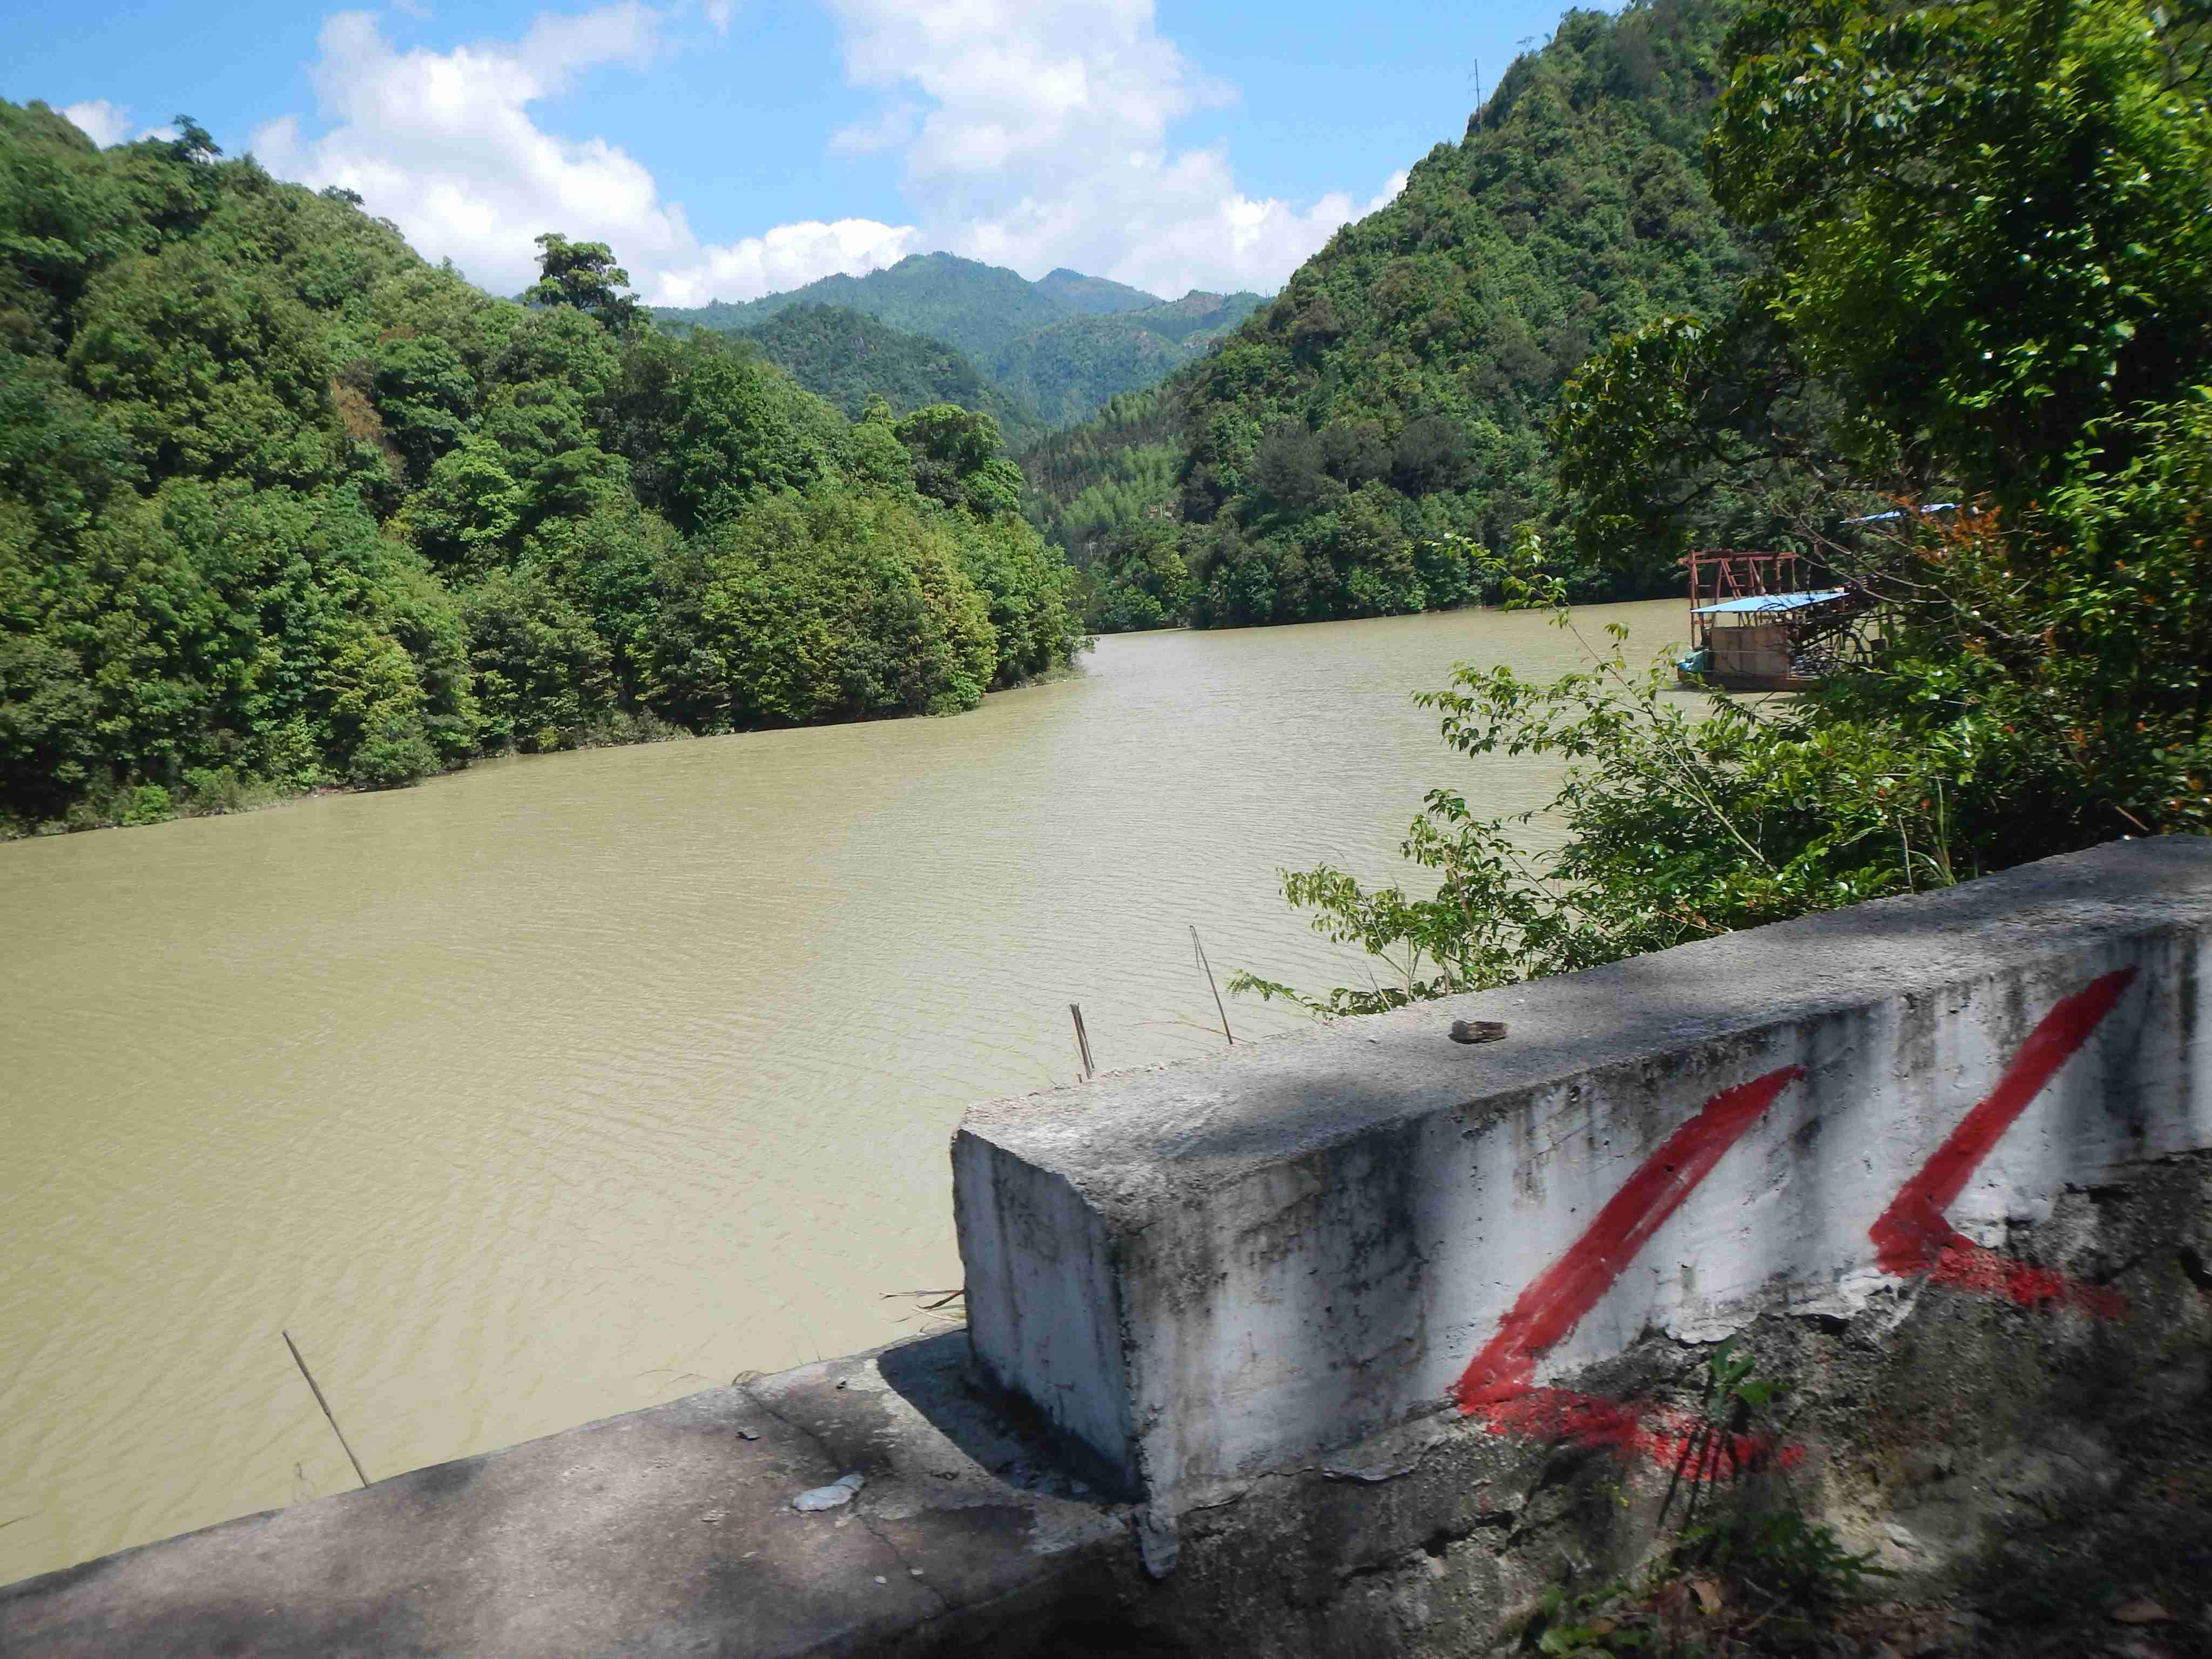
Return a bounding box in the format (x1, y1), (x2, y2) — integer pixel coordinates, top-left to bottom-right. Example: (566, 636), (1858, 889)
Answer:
(1677, 550), (1873, 693)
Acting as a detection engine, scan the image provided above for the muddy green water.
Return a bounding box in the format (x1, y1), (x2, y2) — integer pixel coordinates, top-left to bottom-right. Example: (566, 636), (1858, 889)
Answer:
(0, 599), (1685, 1584)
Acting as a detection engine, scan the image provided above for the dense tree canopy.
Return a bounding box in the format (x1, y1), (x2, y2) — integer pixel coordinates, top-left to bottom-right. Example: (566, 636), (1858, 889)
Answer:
(1244, 0), (2212, 1015)
(0, 100), (1082, 834)
(987, 290), (1260, 429)
(1561, 0), (2212, 570)
(729, 303), (1044, 451)
(1030, 0), (1757, 632)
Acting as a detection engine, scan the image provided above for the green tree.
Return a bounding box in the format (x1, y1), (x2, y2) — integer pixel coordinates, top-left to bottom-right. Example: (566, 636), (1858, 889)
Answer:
(462, 565), (616, 753)
(0, 104), (1081, 833)
(524, 232), (643, 336)
(670, 490), (997, 727)
(1248, 0), (2212, 1014)
(404, 437), (525, 573)
(1709, 0), (2212, 508)
(1080, 520), (1193, 632)
(893, 403), (1024, 517)
(620, 334), (842, 531)
(67, 244), (341, 487)
(369, 334), (477, 482)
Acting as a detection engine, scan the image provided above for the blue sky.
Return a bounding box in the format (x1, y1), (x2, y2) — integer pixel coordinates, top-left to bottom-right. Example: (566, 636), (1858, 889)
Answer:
(6, 1), (1586, 304)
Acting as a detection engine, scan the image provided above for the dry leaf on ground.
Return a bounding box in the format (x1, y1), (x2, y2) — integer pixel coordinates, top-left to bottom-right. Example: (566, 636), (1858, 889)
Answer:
(2112, 1599), (2176, 1626)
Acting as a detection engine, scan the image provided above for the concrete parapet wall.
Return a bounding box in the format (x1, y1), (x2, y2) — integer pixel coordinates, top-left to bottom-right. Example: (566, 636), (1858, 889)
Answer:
(955, 839), (2212, 1503)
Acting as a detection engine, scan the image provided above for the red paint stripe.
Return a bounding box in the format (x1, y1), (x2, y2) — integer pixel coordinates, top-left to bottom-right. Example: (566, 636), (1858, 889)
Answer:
(1453, 1064), (1804, 1412)
(1923, 1238), (2128, 1318)
(1869, 968), (2136, 1286)
(1477, 1386), (1806, 1476)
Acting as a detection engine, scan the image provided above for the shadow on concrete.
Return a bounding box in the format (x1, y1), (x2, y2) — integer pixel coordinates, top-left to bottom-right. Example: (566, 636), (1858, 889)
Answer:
(878, 1332), (1135, 1505)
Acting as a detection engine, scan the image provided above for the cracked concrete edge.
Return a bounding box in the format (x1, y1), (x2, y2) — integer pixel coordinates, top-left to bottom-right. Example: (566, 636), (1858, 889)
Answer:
(955, 837), (2212, 1499)
(1110, 1151), (2212, 1658)
(957, 838), (2212, 1205)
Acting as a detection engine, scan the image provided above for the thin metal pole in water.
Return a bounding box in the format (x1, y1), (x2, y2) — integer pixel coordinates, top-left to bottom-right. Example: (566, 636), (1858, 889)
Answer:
(1192, 926), (1235, 1046)
(1069, 1003), (1095, 1079)
(283, 1329), (370, 1489)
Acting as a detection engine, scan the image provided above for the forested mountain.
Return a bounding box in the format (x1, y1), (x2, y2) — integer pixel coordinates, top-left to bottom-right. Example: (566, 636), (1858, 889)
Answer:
(655, 253), (1263, 434)
(992, 291), (1260, 429)
(732, 303), (1045, 450)
(1057, 0), (1753, 630)
(0, 101), (1079, 835)
(657, 253), (1070, 363)
(1243, 0), (2212, 1013)
(1016, 383), (1193, 628)
(1032, 268), (1163, 316)
(1021, 384), (1187, 556)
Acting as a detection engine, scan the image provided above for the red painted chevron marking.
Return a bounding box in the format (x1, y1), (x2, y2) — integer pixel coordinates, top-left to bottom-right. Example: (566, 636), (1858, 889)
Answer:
(1453, 967), (2140, 1470)
(1452, 1065), (1804, 1472)
(1453, 1065), (1804, 1413)
(1869, 966), (2136, 1317)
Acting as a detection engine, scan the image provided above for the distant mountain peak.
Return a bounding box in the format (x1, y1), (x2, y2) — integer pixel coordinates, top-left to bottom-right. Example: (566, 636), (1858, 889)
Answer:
(1032, 266), (1164, 316)
(650, 253), (1261, 432)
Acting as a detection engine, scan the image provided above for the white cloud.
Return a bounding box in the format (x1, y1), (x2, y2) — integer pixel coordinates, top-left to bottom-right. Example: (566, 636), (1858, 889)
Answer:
(651, 217), (921, 306)
(60, 99), (132, 147)
(390, 0), (433, 18)
(251, 0), (1390, 307)
(828, 100), (919, 158)
(820, 0), (1391, 297)
(253, 5), (914, 300)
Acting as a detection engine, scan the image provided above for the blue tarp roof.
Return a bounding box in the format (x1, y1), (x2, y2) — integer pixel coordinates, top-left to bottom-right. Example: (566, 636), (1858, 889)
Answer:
(1843, 502), (1958, 524)
(1692, 588), (1850, 616)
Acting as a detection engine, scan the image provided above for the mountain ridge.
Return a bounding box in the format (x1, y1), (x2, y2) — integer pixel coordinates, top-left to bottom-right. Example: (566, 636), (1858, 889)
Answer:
(652, 251), (1263, 434)
(1035, 0), (1753, 630)
(729, 302), (1047, 450)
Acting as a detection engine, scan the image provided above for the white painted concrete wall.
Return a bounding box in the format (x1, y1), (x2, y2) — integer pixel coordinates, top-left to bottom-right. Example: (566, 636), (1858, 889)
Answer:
(953, 840), (2212, 1499)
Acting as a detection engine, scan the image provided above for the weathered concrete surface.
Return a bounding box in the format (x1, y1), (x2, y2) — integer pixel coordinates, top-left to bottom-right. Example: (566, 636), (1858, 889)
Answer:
(1123, 1149), (2212, 1658)
(0, 1338), (1137, 1658)
(957, 838), (2212, 1500)
(10, 1153), (2203, 1657)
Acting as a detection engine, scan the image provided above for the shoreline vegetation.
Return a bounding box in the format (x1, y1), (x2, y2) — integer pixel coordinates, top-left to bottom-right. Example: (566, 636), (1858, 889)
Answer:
(12, 652), (1096, 838)
(1026, 0), (1756, 635)
(1231, 0), (2212, 1026)
(10, 0), (2209, 887)
(0, 105), (1087, 841)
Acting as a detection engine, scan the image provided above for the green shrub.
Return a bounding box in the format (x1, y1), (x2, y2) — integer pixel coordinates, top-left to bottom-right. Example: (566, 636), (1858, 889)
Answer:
(119, 783), (173, 825)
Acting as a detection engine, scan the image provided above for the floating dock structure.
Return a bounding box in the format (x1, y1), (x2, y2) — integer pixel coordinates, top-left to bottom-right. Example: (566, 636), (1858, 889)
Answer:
(1676, 548), (1873, 692)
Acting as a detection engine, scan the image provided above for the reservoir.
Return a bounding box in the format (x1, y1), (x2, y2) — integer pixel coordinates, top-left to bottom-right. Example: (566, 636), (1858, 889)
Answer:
(0, 598), (1683, 1585)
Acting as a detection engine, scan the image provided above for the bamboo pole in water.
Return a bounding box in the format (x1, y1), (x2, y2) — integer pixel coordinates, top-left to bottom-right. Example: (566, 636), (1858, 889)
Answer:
(283, 1329), (370, 1490)
(1069, 1003), (1095, 1079)
(1191, 926), (1235, 1047)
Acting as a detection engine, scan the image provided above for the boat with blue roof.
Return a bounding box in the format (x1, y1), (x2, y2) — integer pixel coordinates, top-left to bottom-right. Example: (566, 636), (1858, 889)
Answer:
(1673, 549), (1875, 692)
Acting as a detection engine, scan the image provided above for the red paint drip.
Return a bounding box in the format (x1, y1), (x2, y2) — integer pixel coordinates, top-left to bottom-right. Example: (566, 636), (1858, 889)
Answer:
(1869, 967), (2135, 1318)
(1453, 1064), (1804, 1413)
(1473, 1386), (1806, 1478)
(1925, 1238), (2128, 1318)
